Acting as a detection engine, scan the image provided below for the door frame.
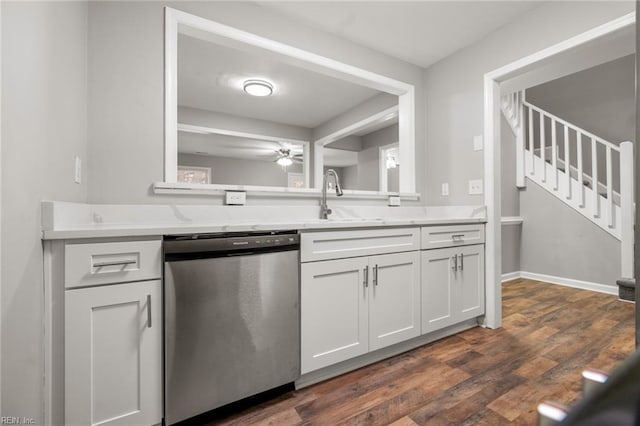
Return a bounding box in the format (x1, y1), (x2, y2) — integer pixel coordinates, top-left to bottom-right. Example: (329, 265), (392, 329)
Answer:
(483, 12), (635, 328)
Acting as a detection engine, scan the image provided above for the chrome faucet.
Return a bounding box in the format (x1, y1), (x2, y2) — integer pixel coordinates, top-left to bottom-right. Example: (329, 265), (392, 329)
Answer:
(320, 169), (344, 219)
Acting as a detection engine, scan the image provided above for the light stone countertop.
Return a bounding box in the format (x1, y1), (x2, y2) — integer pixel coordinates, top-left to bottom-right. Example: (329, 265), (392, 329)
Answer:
(41, 201), (487, 240)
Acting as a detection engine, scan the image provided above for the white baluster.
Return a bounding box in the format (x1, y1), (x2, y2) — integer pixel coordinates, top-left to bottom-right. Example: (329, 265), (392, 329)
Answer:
(577, 132), (584, 207)
(564, 126), (571, 200)
(591, 138), (599, 218)
(516, 95), (525, 188)
(551, 119), (558, 190)
(528, 107), (534, 175)
(606, 146), (613, 228)
(620, 141), (634, 277)
(540, 112), (546, 182)
(515, 92), (520, 127)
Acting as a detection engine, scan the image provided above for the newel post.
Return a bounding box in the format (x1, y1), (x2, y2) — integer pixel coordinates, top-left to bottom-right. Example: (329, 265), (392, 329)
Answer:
(620, 141), (634, 278)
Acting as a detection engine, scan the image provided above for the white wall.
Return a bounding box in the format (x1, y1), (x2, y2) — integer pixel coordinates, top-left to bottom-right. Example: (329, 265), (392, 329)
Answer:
(87, 1), (424, 205)
(1, 1), (88, 421)
(423, 1), (634, 206)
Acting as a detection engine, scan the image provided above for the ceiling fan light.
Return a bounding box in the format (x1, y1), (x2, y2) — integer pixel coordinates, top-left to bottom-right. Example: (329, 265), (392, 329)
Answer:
(386, 155), (398, 169)
(277, 157), (293, 167)
(243, 79), (274, 97)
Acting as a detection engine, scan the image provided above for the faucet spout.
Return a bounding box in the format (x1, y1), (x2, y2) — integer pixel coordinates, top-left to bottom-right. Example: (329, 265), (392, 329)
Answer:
(320, 169), (343, 219)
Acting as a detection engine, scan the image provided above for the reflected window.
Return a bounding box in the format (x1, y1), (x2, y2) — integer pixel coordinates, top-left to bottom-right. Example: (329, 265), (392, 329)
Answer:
(177, 166), (211, 184)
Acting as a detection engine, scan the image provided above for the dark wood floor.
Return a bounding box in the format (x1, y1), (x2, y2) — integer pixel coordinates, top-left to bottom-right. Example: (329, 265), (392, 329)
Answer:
(207, 279), (635, 425)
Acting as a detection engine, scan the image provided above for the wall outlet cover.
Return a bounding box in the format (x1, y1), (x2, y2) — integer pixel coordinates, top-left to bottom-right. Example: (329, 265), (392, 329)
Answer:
(468, 179), (483, 195)
(441, 183), (449, 196)
(388, 196), (401, 207)
(225, 191), (246, 205)
(473, 135), (484, 151)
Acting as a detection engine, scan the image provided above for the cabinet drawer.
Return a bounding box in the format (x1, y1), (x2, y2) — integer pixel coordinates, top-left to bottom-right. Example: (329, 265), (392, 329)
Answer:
(65, 240), (161, 288)
(421, 224), (484, 250)
(301, 228), (419, 262)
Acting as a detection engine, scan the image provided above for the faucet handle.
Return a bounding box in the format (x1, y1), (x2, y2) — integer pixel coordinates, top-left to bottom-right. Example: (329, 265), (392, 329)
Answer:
(326, 208), (332, 216)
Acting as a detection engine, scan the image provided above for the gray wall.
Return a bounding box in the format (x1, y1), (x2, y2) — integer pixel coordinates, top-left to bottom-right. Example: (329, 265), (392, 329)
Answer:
(423, 1), (634, 206)
(520, 182), (620, 287)
(87, 1), (424, 206)
(527, 54), (635, 145)
(178, 153), (302, 187)
(2, 1), (88, 421)
(501, 116), (521, 274)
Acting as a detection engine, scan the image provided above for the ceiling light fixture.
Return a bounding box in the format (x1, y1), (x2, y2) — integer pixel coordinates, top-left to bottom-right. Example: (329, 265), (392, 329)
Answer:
(243, 79), (274, 97)
(277, 157), (293, 167)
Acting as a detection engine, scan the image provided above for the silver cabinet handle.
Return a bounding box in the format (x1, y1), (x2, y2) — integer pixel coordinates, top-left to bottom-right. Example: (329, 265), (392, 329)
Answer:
(93, 259), (136, 268)
(147, 294), (152, 328)
(451, 234), (465, 241)
(459, 253), (464, 271)
(451, 254), (458, 271)
(373, 265), (379, 286)
(363, 266), (369, 288)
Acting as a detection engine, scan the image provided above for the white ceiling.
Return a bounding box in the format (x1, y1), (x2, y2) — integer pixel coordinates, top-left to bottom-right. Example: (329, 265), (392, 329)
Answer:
(255, 1), (541, 68)
(178, 34), (386, 128)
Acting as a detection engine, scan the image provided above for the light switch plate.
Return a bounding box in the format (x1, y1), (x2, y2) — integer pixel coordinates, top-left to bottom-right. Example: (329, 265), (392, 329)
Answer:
(74, 156), (81, 184)
(225, 191), (246, 205)
(388, 196), (401, 207)
(468, 179), (483, 195)
(441, 183), (449, 196)
(473, 135), (484, 151)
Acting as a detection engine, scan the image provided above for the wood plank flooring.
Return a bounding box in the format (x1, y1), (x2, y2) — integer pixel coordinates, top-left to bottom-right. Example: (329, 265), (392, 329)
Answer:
(206, 279), (635, 425)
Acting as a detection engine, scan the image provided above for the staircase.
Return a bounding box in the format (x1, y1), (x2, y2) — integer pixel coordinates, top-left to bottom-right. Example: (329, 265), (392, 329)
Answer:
(501, 91), (634, 279)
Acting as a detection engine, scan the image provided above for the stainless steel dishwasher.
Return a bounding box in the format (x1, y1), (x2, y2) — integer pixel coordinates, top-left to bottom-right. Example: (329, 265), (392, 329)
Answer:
(163, 231), (300, 425)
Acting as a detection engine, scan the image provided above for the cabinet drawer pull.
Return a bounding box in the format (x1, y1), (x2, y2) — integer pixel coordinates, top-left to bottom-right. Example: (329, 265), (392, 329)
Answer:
(452, 254), (458, 271)
(363, 266), (369, 288)
(459, 253), (464, 271)
(373, 265), (378, 287)
(147, 294), (152, 328)
(93, 259), (137, 268)
(451, 234), (465, 241)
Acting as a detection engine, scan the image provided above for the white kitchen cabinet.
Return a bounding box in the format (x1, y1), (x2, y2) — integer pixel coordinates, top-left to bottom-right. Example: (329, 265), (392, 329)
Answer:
(301, 257), (369, 374)
(65, 279), (163, 426)
(301, 251), (420, 374)
(421, 244), (484, 334)
(368, 251), (421, 351)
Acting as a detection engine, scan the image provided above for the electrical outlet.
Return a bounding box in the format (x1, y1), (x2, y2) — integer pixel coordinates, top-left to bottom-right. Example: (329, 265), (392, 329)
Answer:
(468, 179), (483, 195)
(225, 191), (246, 205)
(388, 196), (401, 207)
(441, 183), (449, 196)
(74, 156), (82, 184)
(473, 135), (484, 151)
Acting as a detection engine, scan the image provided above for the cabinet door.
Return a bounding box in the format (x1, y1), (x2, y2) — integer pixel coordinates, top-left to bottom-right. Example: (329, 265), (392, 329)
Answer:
(65, 280), (162, 426)
(421, 247), (457, 334)
(369, 252), (421, 351)
(301, 257), (369, 374)
(455, 244), (485, 321)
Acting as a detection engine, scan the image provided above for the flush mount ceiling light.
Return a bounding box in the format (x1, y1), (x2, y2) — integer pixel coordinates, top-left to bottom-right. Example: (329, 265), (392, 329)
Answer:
(243, 79), (274, 97)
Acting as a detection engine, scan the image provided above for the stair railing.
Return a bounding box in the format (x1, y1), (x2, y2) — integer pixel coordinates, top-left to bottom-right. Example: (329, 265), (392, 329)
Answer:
(502, 90), (634, 278)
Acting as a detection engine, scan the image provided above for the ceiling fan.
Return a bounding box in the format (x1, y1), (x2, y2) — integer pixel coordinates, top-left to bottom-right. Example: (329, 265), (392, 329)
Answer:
(273, 148), (303, 167)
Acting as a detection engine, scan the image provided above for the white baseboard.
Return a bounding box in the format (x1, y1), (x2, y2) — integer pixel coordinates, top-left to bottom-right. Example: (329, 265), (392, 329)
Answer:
(501, 271), (521, 283)
(501, 271), (618, 296)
